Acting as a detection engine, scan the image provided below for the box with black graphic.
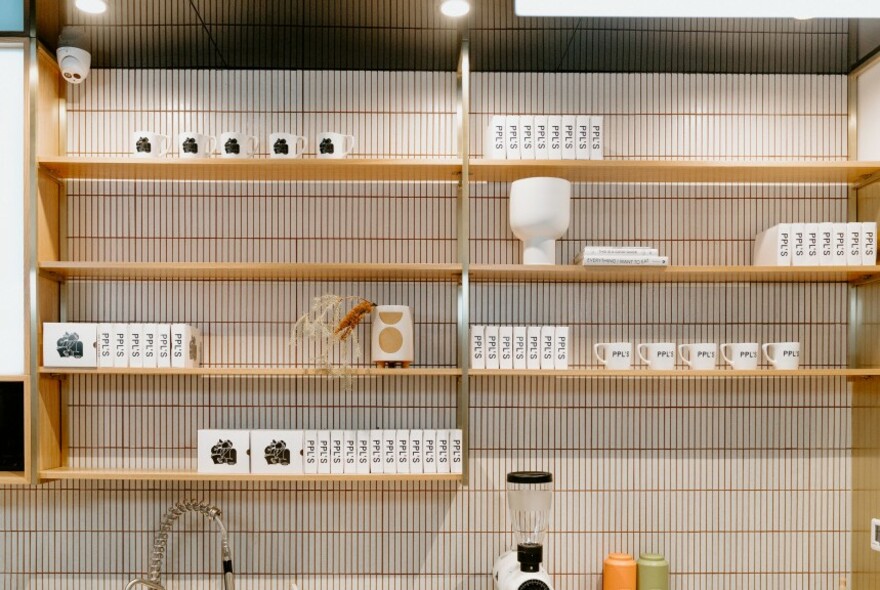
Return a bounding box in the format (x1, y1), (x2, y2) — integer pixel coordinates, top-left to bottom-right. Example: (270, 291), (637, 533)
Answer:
(250, 430), (303, 475)
(43, 323), (98, 368)
(198, 429), (250, 474)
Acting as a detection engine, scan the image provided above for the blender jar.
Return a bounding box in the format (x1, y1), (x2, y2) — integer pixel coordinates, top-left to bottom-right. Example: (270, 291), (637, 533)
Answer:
(506, 471), (554, 544)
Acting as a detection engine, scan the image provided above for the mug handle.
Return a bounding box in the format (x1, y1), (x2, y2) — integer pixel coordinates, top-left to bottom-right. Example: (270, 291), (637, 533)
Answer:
(344, 135), (356, 155)
(159, 135), (170, 157)
(678, 344), (693, 368)
(762, 343), (776, 366)
(250, 136), (259, 154)
(207, 136), (217, 156)
(594, 343), (607, 366)
(295, 136), (307, 156)
(720, 344), (734, 366)
(636, 344), (650, 365)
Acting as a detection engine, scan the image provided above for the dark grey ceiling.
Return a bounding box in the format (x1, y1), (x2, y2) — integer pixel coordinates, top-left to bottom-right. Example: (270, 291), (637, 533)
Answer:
(46, 0), (880, 73)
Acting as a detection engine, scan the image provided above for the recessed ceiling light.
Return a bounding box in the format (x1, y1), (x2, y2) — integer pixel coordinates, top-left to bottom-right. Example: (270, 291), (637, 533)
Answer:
(515, 0), (880, 18)
(441, 0), (470, 17)
(75, 0), (107, 14)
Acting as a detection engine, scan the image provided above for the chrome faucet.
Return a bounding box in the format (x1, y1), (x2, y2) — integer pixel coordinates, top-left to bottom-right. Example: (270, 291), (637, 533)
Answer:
(125, 499), (235, 590)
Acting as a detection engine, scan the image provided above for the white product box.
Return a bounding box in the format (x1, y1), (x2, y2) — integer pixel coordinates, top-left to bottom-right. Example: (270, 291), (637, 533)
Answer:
(833, 223), (847, 265)
(513, 326), (527, 370)
(527, 326), (542, 370)
(485, 326), (500, 370)
(317, 430), (331, 475)
(540, 326), (555, 370)
(383, 429), (397, 474)
(96, 323), (113, 368)
(450, 429), (464, 474)
(561, 115), (577, 159)
(534, 115), (549, 159)
(330, 430), (344, 475)
(547, 115), (562, 159)
(343, 430), (357, 474)
(847, 222), (863, 265)
(805, 223), (819, 265)
(505, 115), (521, 160)
(792, 224), (808, 266)
(198, 429), (250, 475)
(156, 324), (172, 368)
(396, 430), (410, 474)
(576, 115), (591, 160)
(589, 115), (604, 160)
(250, 429), (303, 475)
(862, 222), (877, 265)
(436, 429), (451, 474)
(423, 429), (437, 473)
(485, 115), (506, 159)
(142, 323), (158, 368)
(819, 222), (834, 265)
(370, 429), (384, 474)
(499, 326), (514, 370)
(113, 323), (129, 368)
(303, 430), (318, 474)
(520, 116), (535, 160)
(43, 323), (98, 368)
(753, 223), (792, 266)
(356, 430), (370, 475)
(409, 430), (423, 474)
(470, 325), (485, 369)
(171, 323), (201, 369)
(129, 323), (144, 368)
(554, 326), (570, 370)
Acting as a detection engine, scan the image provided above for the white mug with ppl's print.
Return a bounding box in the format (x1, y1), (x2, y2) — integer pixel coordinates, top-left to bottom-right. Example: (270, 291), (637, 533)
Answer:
(316, 132), (355, 159)
(269, 132), (306, 159)
(762, 342), (801, 370)
(720, 342), (760, 370)
(177, 132), (215, 159)
(219, 131), (258, 159)
(594, 342), (632, 370)
(132, 131), (169, 158)
(679, 343), (717, 370)
(637, 342), (676, 370)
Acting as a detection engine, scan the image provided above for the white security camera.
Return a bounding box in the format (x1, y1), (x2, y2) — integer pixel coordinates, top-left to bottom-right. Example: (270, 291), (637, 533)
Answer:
(57, 46), (91, 84)
(57, 26), (91, 84)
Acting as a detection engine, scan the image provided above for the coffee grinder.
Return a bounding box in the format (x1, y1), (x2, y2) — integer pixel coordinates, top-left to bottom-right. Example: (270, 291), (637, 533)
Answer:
(493, 471), (555, 590)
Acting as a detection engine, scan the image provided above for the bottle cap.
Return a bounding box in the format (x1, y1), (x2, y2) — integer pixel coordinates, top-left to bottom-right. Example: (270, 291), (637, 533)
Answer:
(639, 553), (666, 561)
(517, 542), (543, 573)
(507, 471), (552, 484)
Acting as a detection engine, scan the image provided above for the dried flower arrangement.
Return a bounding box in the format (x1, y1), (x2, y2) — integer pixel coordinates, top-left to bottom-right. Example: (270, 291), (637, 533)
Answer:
(291, 294), (376, 390)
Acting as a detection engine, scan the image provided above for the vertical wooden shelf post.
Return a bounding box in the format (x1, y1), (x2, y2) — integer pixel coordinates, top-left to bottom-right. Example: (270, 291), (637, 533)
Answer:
(456, 37), (471, 486)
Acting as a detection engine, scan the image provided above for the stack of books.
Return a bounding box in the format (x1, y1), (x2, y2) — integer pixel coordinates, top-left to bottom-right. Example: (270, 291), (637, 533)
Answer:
(573, 246), (669, 266)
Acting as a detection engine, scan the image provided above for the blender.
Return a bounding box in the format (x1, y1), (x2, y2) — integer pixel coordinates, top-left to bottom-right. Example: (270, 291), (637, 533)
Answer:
(493, 471), (555, 590)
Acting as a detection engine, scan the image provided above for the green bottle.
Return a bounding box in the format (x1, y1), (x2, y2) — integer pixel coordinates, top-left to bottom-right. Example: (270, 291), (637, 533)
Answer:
(637, 553), (669, 590)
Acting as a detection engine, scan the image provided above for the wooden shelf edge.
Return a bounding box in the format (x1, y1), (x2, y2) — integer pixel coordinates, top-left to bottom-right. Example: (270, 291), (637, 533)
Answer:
(469, 264), (880, 284)
(0, 375), (27, 382)
(470, 369), (880, 378)
(0, 472), (28, 485)
(38, 262), (463, 283)
(38, 468), (463, 483)
(39, 367), (461, 377)
(37, 156), (463, 182)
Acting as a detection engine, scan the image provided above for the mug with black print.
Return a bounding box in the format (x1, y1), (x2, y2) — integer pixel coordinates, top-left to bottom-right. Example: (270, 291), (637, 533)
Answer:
(177, 131), (215, 159)
(316, 131), (355, 159)
(269, 132), (306, 159)
(219, 131), (258, 159)
(132, 131), (169, 158)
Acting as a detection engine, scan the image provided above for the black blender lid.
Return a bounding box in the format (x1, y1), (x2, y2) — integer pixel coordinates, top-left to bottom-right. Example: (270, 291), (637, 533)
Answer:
(507, 471), (553, 484)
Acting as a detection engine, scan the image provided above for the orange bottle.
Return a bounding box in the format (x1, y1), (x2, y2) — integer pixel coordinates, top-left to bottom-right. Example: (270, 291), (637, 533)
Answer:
(603, 553), (637, 590)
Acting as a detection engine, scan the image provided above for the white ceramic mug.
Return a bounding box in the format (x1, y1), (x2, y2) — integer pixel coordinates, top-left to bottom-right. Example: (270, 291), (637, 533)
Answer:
(132, 131), (169, 158)
(316, 132), (355, 159)
(762, 342), (801, 370)
(679, 343), (717, 370)
(178, 132), (215, 159)
(219, 131), (258, 159)
(637, 342), (676, 370)
(269, 132), (306, 159)
(594, 342), (632, 370)
(720, 342), (760, 370)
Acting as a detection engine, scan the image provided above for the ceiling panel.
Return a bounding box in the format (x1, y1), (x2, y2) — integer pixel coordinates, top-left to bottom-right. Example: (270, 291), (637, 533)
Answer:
(49, 0), (873, 73)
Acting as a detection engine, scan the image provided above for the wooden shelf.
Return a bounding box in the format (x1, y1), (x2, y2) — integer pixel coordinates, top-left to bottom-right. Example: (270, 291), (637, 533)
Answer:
(38, 156), (462, 182)
(0, 472), (28, 485)
(469, 159), (880, 184)
(471, 368), (880, 379)
(469, 265), (880, 284)
(39, 467), (463, 483)
(39, 367), (461, 378)
(39, 262), (462, 282)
